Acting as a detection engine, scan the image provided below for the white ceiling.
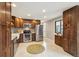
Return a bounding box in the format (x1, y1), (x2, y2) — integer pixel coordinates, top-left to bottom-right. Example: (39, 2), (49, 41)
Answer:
(12, 2), (79, 20)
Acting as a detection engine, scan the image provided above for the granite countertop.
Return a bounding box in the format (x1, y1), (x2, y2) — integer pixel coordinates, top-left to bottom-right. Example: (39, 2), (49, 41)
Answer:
(11, 33), (20, 40)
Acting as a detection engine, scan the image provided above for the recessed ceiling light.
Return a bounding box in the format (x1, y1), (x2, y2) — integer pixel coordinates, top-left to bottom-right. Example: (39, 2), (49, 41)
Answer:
(12, 3), (16, 7)
(42, 9), (46, 13)
(27, 14), (31, 17)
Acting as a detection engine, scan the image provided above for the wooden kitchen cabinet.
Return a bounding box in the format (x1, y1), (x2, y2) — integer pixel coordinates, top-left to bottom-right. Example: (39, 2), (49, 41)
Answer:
(32, 33), (36, 41)
(15, 18), (24, 28)
(17, 34), (23, 43)
(20, 18), (24, 27)
(5, 41), (14, 57)
(55, 35), (63, 47)
(15, 18), (20, 27)
(63, 5), (79, 56)
(10, 40), (14, 57)
(11, 16), (16, 27)
(23, 19), (41, 28)
(0, 2), (14, 57)
(5, 46), (11, 57)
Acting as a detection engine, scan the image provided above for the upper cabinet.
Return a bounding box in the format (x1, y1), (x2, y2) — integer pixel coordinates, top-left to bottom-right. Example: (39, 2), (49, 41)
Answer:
(31, 20), (40, 28)
(15, 18), (20, 27)
(20, 18), (24, 27)
(12, 17), (24, 28)
(11, 16), (41, 28)
(23, 19), (41, 28)
(15, 18), (24, 28)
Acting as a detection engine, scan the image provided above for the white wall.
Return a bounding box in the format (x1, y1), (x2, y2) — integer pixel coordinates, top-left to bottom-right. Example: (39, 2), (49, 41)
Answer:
(42, 16), (62, 41)
(43, 19), (55, 40)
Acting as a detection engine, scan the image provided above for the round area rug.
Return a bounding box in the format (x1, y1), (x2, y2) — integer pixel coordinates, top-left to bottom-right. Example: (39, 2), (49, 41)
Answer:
(27, 44), (45, 54)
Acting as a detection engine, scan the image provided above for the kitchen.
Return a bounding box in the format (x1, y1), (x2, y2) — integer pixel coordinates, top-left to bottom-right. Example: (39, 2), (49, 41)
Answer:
(1, 2), (79, 57)
(0, 2), (44, 56)
(11, 16), (43, 55)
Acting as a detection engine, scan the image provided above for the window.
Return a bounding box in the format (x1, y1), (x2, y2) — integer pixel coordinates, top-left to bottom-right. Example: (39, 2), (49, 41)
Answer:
(55, 20), (63, 34)
(61, 20), (63, 34)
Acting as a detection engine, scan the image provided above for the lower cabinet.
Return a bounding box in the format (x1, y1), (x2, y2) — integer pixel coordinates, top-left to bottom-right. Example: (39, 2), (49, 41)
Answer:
(5, 41), (14, 57)
(32, 33), (36, 41)
(10, 40), (14, 57)
(17, 34), (23, 43)
(17, 33), (36, 43)
(1, 41), (14, 57)
(5, 47), (11, 57)
(55, 35), (63, 47)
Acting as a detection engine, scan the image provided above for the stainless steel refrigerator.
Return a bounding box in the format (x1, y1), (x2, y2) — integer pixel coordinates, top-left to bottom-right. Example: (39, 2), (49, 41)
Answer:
(35, 25), (43, 41)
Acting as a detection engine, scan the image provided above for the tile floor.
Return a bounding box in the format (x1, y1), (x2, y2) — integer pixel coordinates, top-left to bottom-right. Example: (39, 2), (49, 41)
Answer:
(15, 38), (73, 57)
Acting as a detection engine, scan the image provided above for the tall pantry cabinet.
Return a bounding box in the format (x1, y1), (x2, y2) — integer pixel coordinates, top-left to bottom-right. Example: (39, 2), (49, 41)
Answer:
(63, 5), (79, 57)
(0, 2), (13, 56)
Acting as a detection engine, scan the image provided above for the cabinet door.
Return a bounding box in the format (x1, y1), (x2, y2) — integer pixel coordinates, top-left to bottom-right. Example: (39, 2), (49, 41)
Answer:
(55, 35), (60, 46)
(5, 46), (11, 57)
(63, 6), (77, 56)
(63, 10), (70, 52)
(5, 2), (11, 48)
(5, 3), (12, 57)
(5, 2), (11, 21)
(5, 42), (14, 57)
(68, 8), (77, 56)
(15, 18), (20, 27)
(55, 35), (63, 47)
(0, 2), (12, 57)
(0, 3), (6, 23)
(18, 34), (23, 42)
(32, 33), (36, 41)
(0, 3), (6, 56)
(20, 18), (24, 27)
(0, 29), (2, 56)
(10, 41), (14, 57)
